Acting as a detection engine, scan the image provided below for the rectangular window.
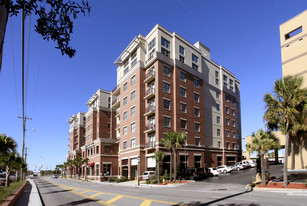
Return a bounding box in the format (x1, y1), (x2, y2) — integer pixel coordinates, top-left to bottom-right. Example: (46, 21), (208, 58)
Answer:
(180, 55), (184, 63)
(163, 99), (170, 110)
(194, 108), (200, 117)
(163, 82), (170, 93)
(131, 139), (135, 148)
(229, 79), (233, 85)
(231, 109), (235, 116)
(181, 119), (187, 129)
(192, 54), (198, 64)
(232, 120), (235, 127)
(285, 26), (302, 40)
(194, 79), (199, 88)
(216, 91), (220, 99)
(164, 117), (171, 127)
(216, 104), (220, 111)
(96, 164), (99, 176)
(148, 38), (156, 51)
(104, 145), (111, 154)
(226, 130), (229, 137)
(180, 71), (186, 81)
(103, 164), (111, 176)
(225, 106), (229, 114)
(179, 45), (184, 55)
(123, 126), (127, 135)
(180, 87), (186, 97)
(226, 118), (229, 125)
(216, 78), (219, 85)
(192, 63), (198, 70)
(217, 129), (221, 136)
(217, 116), (220, 124)
(108, 123), (110, 129)
(161, 48), (170, 57)
(223, 75), (227, 82)
(195, 138), (200, 146)
(195, 123), (200, 132)
(224, 82), (228, 88)
(232, 143), (236, 150)
(194, 93), (199, 102)
(124, 67), (129, 75)
(161, 37), (170, 49)
(131, 122), (136, 132)
(124, 82), (127, 91)
(131, 106), (135, 116)
(180, 103), (186, 113)
(123, 97), (127, 106)
(215, 71), (219, 79)
(131, 90), (136, 101)
(149, 135), (155, 148)
(123, 111), (127, 120)
(231, 98), (234, 104)
(225, 95), (229, 102)
(123, 141), (127, 149)
(163, 66), (170, 76)
(232, 132), (236, 138)
(226, 142), (230, 149)
(131, 75), (136, 85)
(217, 141), (221, 148)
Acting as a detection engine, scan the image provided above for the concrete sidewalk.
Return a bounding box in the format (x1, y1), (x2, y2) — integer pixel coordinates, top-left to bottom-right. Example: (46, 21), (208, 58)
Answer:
(15, 178), (43, 206)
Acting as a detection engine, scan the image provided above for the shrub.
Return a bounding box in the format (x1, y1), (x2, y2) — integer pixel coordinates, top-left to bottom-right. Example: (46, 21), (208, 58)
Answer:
(107, 176), (116, 182)
(115, 176), (129, 183)
(146, 179), (150, 184)
(151, 179), (158, 184)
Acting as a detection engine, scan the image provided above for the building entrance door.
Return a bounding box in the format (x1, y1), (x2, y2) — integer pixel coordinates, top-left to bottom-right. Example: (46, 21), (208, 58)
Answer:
(131, 166), (137, 180)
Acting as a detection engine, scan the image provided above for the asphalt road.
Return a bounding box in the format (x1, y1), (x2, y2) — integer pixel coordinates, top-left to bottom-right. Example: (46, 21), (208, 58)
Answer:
(33, 165), (306, 206)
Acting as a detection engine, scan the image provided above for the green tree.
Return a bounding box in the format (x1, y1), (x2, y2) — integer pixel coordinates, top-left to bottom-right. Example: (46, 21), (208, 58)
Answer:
(66, 159), (74, 178)
(246, 129), (280, 186)
(163, 131), (187, 182)
(82, 158), (89, 181)
(154, 151), (165, 184)
(73, 157), (84, 179)
(264, 76), (307, 186)
(0, 0), (90, 58)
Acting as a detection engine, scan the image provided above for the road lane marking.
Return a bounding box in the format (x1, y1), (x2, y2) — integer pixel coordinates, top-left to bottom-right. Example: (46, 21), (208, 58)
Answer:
(89, 192), (104, 198)
(106, 195), (123, 204)
(140, 199), (152, 206)
(79, 190), (91, 194)
(44, 179), (181, 205)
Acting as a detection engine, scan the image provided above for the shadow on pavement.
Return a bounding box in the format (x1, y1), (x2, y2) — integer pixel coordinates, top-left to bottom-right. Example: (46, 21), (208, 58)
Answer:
(43, 189), (70, 194)
(15, 181), (32, 206)
(59, 198), (100, 206)
(173, 191), (257, 206)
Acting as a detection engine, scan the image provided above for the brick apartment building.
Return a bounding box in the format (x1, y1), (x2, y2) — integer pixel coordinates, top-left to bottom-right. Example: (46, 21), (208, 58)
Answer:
(67, 25), (242, 180)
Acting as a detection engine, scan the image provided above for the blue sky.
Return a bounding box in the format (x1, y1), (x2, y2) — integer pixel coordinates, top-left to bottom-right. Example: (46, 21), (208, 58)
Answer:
(0, 0), (306, 171)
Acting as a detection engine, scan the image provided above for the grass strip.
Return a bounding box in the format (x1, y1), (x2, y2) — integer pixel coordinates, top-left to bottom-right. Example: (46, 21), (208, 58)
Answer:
(0, 180), (26, 203)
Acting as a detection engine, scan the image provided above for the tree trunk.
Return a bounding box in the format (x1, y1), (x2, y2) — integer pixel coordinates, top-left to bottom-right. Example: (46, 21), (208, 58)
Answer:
(5, 166), (10, 187)
(84, 167), (87, 181)
(284, 132), (289, 187)
(291, 136), (295, 170)
(174, 150), (177, 181)
(299, 136), (304, 169)
(157, 163), (160, 184)
(170, 151), (173, 182)
(260, 153), (266, 186)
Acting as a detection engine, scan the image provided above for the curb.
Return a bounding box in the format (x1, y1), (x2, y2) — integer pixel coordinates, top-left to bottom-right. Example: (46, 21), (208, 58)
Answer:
(0, 180), (27, 206)
(253, 186), (307, 191)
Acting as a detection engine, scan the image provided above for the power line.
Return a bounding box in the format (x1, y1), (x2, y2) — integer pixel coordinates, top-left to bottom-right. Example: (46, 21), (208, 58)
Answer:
(9, 16), (20, 117)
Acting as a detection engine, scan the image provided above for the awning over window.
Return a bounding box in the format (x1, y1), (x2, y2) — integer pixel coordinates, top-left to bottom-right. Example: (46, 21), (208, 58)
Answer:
(87, 162), (94, 167)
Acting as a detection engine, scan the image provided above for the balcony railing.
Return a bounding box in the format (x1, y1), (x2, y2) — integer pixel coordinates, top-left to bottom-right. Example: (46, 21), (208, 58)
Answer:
(116, 123), (120, 129)
(116, 109), (120, 116)
(112, 84), (120, 93)
(144, 106), (155, 116)
(146, 70), (155, 79)
(112, 96), (120, 107)
(144, 88), (155, 99)
(144, 124), (155, 133)
(145, 51), (157, 66)
(145, 142), (155, 148)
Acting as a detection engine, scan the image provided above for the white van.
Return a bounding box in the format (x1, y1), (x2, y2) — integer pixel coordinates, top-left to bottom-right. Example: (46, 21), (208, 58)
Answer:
(142, 171), (156, 180)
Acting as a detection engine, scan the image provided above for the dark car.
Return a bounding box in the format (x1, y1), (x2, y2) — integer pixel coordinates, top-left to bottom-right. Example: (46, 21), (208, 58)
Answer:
(180, 168), (204, 180)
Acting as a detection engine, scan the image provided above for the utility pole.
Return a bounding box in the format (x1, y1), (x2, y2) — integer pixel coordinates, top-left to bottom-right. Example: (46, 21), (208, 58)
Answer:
(25, 147), (30, 164)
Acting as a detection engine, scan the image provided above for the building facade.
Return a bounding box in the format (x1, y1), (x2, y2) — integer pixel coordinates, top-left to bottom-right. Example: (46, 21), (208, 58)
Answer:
(112, 25), (241, 179)
(280, 10), (307, 170)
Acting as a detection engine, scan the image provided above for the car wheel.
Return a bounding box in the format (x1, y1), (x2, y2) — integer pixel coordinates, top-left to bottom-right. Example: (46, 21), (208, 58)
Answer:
(237, 168), (240, 171)
(223, 170), (227, 174)
(190, 176), (194, 180)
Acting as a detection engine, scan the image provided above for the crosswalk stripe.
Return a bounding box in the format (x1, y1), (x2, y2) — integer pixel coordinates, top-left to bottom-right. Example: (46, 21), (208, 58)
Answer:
(79, 190), (90, 194)
(106, 195), (123, 204)
(140, 199), (152, 206)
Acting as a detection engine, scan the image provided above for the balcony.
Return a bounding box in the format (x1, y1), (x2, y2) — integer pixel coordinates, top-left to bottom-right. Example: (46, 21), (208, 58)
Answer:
(144, 88), (155, 100)
(144, 124), (155, 133)
(144, 106), (155, 116)
(115, 109), (120, 117)
(112, 96), (120, 108)
(145, 142), (155, 149)
(116, 134), (120, 141)
(115, 123), (120, 130)
(144, 70), (155, 84)
(112, 84), (120, 96)
(145, 52), (157, 68)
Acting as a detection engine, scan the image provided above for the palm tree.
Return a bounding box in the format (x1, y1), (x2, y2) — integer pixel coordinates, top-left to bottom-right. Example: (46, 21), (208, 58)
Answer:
(246, 129), (280, 186)
(73, 157), (84, 179)
(264, 76), (307, 186)
(0, 134), (17, 156)
(66, 159), (74, 178)
(82, 158), (89, 181)
(163, 131), (187, 182)
(154, 151), (165, 184)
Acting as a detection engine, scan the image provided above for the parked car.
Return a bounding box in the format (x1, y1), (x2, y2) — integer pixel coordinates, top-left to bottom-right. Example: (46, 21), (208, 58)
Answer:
(217, 165), (232, 173)
(52, 174), (58, 179)
(142, 171), (155, 180)
(208, 167), (219, 176)
(245, 160), (256, 167)
(235, 162), (245, 170)
(230, 164), (239, 171)
(241, 161), (250, 168)
(180, 168), (204, 180)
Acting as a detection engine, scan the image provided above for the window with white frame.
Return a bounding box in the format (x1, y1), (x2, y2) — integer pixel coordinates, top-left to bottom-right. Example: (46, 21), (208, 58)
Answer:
(148, 38), (156, 51)
(179, 45), (184, 55)
(103, 164), (111, 176)
(195, 123), (200, 132)
(180, 71), (186, 81)
(216, 91), (220, 99)
(181, 119), (187, 129)
(161, 48), (170, 57)
(180, 55), (184, 63)
(232, 120), (235, 127)
(216, 104), (220, 111)
(217, 129), (221, 136)
(131, 122), (136, 132)
(226, 118), (229, 125)
(195, 107), (200, 117)
(123, 97), (127, 106)
(232, 131), (236, 138)
(180, 103), (186, 113)
(192, 54), (198, 64)
(194, 93), (199, 102)
(131, 90), (136, 101)
(161, 37), (170, 49)
(226, 130), (229, 137)
(217, 116), (220, 124)
(192, 63), (198, 70)
(195, 137), (200, 146)
(180, 87), (186, 97)
(124, 82), (127, 91)
(149, 135), (155, 147)
(123, 111), (127, 121)
(131, 106), (135, 116)
(194, 79), (199, 88)
(163, 99), (171, 110)
(164, 116), (171, 127)
(131, 138), (135, 148)
(123, 126), (127, 135)
(163, 82), (170, 93)
(123, 141), (127, 149)
(163, 66), (170, 76)
(131, 75), (136, 85)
